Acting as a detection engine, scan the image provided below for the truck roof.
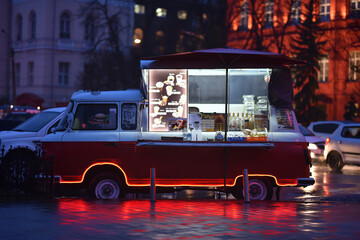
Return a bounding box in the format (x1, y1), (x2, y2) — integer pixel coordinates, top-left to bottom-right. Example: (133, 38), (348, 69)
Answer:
(71, 89), (143, 102)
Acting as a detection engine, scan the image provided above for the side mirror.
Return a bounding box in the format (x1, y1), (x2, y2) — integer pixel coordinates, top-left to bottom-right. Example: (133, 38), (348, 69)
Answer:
(50, 127), (56, 133)
(66, 113), (74, 132)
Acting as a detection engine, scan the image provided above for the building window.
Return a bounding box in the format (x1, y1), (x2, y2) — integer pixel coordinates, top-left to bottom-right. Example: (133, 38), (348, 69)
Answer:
(28, 62), (34, 86)
(202, 13), (208, 21)
(264, 0), (274, 28)
(240, 1), (249, 30)
(291, 0), (301, 24)
(58, 62), (69, 85)
(60, 12), (71, 39)
(134, 4), (145, 14)
(320, 0), (330, 22)
(318, 55), (328, 83)
(133, 28), (143, 47)
(15, 63), (21, 86)
(156, 8), (167, 17)
(29, 12), (36, 40)
(177, 10), (187, 20)
(85, 15), (95, 45)
(349, 51), (360, 81)
(15, 14), (23, 41)
(350, 0), (360, 19)
(176, 33), (185, 53)
(155, 30), (165, 54)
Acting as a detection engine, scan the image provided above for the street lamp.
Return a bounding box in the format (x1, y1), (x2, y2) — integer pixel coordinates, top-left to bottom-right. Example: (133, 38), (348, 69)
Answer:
(1, 28), (16, 105)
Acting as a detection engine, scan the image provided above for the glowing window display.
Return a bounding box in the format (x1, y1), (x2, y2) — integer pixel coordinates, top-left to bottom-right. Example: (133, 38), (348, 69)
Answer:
(148, 69), (188, 132)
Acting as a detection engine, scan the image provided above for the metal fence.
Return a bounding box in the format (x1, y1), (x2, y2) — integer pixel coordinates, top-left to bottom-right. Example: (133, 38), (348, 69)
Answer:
(0, 146), (54, 198)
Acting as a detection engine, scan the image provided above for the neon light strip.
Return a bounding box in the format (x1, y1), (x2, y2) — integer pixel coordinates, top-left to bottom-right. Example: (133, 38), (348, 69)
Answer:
(59, 162), (298, 187)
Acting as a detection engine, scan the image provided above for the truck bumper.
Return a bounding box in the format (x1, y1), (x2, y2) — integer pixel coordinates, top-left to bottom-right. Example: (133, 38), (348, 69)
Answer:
(297, 178), (315, 187)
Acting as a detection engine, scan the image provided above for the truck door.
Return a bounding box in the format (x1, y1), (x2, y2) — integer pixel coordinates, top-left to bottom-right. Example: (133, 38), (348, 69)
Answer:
(59, 103), (120, 182)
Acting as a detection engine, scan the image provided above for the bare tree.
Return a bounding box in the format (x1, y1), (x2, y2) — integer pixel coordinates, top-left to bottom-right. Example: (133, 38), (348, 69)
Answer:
(77, 0), (139, 91)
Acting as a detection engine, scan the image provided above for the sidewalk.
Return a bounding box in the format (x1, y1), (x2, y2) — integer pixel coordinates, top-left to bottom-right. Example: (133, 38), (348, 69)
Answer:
(1, 198), (359, 239)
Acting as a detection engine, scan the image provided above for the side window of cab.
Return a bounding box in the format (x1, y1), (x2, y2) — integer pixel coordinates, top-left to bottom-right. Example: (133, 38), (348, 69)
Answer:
(72, 104), (118, 130)
(121, 103), (137, 130)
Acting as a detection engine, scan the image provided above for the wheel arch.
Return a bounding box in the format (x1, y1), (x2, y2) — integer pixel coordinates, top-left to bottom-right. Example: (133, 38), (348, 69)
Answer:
(83, 163), (127, 187)
(233, 175), (277, 188)
(4, 147), (38, 160)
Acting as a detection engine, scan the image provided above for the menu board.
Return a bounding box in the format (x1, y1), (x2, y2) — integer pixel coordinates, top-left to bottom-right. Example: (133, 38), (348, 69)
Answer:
(275, 109), (294, 129)
(148, 69), (188, 132)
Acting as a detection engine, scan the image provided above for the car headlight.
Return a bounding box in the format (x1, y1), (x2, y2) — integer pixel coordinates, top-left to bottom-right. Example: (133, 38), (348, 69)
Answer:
(308, 143), (318, 150)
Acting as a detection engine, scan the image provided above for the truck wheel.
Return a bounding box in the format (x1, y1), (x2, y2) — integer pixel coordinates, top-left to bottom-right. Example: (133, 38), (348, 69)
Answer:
(88, 173), (125, 199)
(327, 152), (344, 171)
(231, 178), (273, 201)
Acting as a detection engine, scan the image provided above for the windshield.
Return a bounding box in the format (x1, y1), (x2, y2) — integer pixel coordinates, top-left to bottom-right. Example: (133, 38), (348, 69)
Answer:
(13, 111), (61, 132)
(299, 125), (314, 136)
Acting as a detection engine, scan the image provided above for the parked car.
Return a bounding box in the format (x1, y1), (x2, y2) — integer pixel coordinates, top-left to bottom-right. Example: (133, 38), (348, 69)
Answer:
(0, 112), (38, 131)
(324, 123), (360, 170)
(0, 107), (66, 161)
(298, 124), (325, 161)
(307, 121), (353, 138)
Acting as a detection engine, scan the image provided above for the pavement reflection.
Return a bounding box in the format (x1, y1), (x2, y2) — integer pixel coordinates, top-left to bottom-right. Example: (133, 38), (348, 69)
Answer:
(1, 199), (359, 239)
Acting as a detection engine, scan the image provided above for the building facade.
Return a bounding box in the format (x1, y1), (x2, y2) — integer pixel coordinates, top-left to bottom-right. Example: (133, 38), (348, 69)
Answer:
(133, 0), (226, 57)
(0, 0), (11, 105)
(227, 0), (360, 122)
(1, 0), (134, 108)
(1, 0), (226, 108)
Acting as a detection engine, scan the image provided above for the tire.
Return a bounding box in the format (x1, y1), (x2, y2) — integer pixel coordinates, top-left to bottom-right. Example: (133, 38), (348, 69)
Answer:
(327, 152), (344, 171)
(231, 178), (273, 201)
(2, 151), (38, 192)
(88, 173), (126, 199)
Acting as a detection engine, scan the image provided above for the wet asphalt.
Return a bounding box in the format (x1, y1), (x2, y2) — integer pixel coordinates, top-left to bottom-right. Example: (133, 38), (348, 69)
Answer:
(1, 161), (360, 239)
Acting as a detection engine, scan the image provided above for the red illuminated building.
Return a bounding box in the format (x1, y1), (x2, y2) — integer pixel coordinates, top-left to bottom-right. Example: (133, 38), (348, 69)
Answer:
(227, 0), (360, 122)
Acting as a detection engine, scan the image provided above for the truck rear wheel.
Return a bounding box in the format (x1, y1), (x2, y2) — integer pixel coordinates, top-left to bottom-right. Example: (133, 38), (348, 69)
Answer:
(231, 178), (273, 201)
(88, 173), (126, 199)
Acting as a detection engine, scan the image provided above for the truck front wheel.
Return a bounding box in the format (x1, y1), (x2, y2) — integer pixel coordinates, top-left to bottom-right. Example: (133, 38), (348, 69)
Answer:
(88, 173), (126, 199)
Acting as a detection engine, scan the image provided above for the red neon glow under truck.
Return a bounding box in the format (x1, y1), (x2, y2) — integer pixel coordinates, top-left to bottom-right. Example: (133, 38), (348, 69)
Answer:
(41, 48), (315, 200)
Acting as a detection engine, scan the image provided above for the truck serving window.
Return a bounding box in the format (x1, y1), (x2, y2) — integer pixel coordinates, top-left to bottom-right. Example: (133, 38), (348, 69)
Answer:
(73, 104), (117, 130)
(121, 103), (137, 130)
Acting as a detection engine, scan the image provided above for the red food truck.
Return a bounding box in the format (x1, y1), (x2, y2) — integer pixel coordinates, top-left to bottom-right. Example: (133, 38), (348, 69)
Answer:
(41, 48), (314, 200)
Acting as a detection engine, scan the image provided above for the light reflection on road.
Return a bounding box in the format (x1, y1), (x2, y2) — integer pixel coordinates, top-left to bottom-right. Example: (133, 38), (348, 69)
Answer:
(283, 161), (360, 202)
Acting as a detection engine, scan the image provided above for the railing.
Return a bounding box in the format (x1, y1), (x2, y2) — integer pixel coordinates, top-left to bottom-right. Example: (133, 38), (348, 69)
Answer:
(0, 146), (55, 198)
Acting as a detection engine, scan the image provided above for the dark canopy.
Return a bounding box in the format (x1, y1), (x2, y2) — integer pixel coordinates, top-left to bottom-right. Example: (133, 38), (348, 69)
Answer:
(141, 47), (304, 110)
(141, 47), (304, 69)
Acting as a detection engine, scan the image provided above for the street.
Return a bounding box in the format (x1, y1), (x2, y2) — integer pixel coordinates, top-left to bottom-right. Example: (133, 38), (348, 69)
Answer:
(1, 161), (360, 239)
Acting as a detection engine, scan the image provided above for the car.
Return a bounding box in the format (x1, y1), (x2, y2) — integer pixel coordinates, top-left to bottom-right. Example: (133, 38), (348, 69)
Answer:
(298, 124), (325, 161)
(324, 123), (360, 170)
(307, 121), (353, 138)
(0, 112), (38, 131)
(0, 107), (66, 161)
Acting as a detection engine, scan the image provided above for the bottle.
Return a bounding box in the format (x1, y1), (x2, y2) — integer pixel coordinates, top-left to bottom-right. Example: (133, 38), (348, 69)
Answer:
(244, 113), (249, 129)
(230, 113), (236, 131)
(227, 113), (231, 130)
(249, 113), (254, 129)
(235, 113), (240, 131)
(241, 113), (245, 130)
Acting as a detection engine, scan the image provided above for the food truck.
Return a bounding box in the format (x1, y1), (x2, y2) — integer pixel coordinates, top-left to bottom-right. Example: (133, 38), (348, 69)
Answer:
(41, 48), (314, 200)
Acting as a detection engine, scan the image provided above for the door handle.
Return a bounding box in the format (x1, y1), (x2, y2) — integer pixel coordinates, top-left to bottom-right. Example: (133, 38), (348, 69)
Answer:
(105, 143), (118, 147)
(337, 140), (342, 144)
